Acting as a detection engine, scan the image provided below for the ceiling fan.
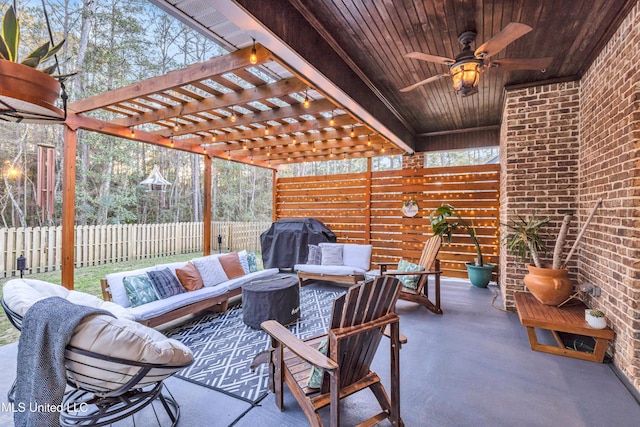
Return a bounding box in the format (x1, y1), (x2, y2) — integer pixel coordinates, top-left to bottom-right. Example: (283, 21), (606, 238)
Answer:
(401, 22), (552, 96)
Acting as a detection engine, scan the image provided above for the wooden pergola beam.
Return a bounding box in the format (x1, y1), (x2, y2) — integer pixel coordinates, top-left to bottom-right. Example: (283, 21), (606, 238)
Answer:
(156, 98), (335, 136)
(179, 113), (357, 145)
(111, 77), (307, 128)
(69, 44), (271, 113)
(61, 126), (77, 290)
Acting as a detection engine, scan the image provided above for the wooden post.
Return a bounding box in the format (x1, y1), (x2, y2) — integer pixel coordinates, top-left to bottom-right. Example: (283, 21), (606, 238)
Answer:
(272, 169), (278, 222)
(203, 154), (212, 256)
(364, 157), (372, 244)
(61, 126), (76, 289)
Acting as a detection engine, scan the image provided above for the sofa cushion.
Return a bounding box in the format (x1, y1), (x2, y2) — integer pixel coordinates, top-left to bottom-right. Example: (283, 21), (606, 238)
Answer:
(175, 262), (204, 292)
(106, 267), (156, 308)
(147, 268), (185, 299)
(68, 314), (193, 392)
(126, 269), (280, 322)
(219, 252), (245, 279)
(397, 259), (424, 290)
(343, 244), (372, 271)
(192, 255), (229, 288)
(2, 279), (134, 321)
(320, 243), (344, 266)
(247, 252), (259, 272)
(238, 250), (250, 274)
(307, 245), (322, 265)
(123, 274), (159, 307)
(294, 264), (367, 275)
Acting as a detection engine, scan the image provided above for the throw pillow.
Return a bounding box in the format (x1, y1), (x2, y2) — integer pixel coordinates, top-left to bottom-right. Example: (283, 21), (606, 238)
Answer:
(238, 250), (250, 274)
(247, 252), (260, 273)
(192, 255), (229, 288)
(307, 337), (329, 389)
(219, 252), (245, 279)
(307, 245), (321, 265)
(147, 268), (185, 299)
(175, 262), (204, 292)
(123, 274), (159, 307)
(397, 259), (424, 290)
(320, 244), (343, 266)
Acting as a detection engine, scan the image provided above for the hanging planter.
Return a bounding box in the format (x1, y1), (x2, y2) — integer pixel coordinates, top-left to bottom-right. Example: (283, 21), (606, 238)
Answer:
(0, 60), (64, 123)
(0, 6), (69, 124)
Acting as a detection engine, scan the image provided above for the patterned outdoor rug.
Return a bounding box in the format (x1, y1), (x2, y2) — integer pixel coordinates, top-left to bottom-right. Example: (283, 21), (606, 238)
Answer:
(165, 285), (344, 404)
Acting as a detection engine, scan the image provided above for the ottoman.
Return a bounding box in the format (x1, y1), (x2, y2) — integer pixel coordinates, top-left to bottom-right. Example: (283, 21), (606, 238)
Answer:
(242, 275), (300, 329)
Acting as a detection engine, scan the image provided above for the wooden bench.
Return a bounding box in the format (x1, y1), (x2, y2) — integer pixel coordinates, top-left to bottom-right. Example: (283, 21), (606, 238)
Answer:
(514, 291), (615, 363)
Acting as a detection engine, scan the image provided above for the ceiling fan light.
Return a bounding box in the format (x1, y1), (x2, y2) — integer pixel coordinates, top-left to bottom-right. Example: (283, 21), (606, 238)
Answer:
(451, 60), (481, 96)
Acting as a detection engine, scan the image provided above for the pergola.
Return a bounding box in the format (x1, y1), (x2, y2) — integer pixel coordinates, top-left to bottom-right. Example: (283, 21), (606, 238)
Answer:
(60, 44), (407, 288)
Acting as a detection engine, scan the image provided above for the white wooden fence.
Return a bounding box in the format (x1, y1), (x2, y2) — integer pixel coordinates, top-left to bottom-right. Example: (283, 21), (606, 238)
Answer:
(0, 221), (271, 277)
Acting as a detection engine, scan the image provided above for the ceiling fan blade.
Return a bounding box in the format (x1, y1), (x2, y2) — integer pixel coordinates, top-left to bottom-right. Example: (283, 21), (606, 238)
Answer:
(405, 51), (455, 65)
(489, 57), (553, 71)
(474, 22), (532, 59)
(400, 73), (449, 92)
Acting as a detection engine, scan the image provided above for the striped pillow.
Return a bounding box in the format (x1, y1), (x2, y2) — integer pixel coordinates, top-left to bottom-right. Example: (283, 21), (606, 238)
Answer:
(147, 268), (185, 299)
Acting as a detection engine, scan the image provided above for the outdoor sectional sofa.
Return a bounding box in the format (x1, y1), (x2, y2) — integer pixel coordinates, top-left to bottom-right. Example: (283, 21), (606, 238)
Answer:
(294, 243), (372, 286)
(101, 251), (278, 328)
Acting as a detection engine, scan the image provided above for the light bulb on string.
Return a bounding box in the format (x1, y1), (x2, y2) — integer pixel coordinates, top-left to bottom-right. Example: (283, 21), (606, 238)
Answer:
(130, 127), (135, 138)
(350, 125), (355, 138)
(264, 123), (270, 136)
(173, 119), (179, 132)
(249, 38), (258, 64)
(303, 89), (310, 108)
(230, 106), (237, 123)
(329, 110), (335, 127)
(367, 135), (371, 146)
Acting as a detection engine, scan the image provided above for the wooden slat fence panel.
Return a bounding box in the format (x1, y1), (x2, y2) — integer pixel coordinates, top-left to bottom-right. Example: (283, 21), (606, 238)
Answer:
(275, 164), (500, 278)
(0, 221), (272, 277)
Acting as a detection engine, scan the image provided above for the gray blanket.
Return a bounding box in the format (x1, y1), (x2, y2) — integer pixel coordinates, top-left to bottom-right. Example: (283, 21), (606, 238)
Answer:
(14, 297), (113, 427)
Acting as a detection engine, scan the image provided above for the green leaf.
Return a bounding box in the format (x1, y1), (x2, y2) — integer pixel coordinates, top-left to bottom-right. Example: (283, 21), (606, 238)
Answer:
(21, 42), (50, 68)
(41, 39), (64, 63)
(41, 63), (57, 75)
(2, 6), (19, 62)
(0, 37), (9, 60)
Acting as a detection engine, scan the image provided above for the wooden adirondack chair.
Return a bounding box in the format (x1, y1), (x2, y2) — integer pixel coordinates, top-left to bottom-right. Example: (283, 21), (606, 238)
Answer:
(261, 275), (404, 427)
(379, 236), (443, 314)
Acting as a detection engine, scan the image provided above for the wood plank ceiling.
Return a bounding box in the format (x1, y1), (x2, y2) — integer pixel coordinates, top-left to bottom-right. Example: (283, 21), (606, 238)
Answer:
(168, 0), (634, 153)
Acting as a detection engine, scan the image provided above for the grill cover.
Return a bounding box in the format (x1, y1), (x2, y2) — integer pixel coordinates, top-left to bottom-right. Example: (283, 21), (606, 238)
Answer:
(260, 218), (336, 269)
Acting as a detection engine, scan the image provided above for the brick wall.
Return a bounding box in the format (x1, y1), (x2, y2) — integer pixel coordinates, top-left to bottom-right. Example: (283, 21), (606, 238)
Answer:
(500, 1), (640, 393)
(402, 151), (424, 170)
(499, 81), (581, 309)
(578, 2), (640, 393)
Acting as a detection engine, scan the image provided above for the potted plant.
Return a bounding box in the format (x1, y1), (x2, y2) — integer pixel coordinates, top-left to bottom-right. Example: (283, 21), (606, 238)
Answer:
(0, 6), (68, 123)
(585, 309), (607, 329)
(503, 213), (573, 305)
(429, 203), (494, 288)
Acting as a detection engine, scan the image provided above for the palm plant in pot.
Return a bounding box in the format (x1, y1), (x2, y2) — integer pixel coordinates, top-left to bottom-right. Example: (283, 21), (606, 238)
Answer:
(0, 6), (69, 123)
(503, 213), (574, 305)
(430, 204), (495, 288)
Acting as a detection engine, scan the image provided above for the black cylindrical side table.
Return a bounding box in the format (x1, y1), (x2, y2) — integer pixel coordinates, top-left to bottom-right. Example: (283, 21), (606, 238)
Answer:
(242, 276), (300, 329)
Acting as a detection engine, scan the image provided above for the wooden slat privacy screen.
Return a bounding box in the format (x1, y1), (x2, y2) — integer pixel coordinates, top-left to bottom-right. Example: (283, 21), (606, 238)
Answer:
(275, 164), (500, 278)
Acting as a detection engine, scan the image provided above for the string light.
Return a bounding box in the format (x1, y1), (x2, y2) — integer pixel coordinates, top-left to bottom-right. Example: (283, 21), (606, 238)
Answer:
(303, 89), (310, 108)
(267, 146), (271, 156)
(227, 151), (231, 160)
(170, 138), (174, 148)
(173, 119), (179, 132)
(130, 127), (135, 138)
(312, 141), (317, 152)
(249, 38), (258, 64)
(350, 125), (355, 138)
(230, 106), (237, 123)
(250, 155), (254, 164)
(367, 135), (372, 146)
(381, 140), (386, 153)
(264, 123), (270, 136)
(329, 110), (335, 127)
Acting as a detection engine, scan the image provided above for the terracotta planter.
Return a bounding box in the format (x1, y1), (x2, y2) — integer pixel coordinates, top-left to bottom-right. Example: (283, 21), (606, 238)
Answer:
(523, 264), (573, 306)
(0, 60), (63, 123)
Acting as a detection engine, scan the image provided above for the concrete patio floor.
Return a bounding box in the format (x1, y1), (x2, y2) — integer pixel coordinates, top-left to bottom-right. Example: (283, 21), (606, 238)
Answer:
(0, 278), (639, 426)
